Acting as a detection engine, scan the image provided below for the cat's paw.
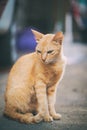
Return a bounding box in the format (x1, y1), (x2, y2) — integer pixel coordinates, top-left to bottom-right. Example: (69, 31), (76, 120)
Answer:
(33, 114), (43, 123)
(52, 113), (62, 120)
(43, 115), (53, 122)
(20, 113), (34, 124)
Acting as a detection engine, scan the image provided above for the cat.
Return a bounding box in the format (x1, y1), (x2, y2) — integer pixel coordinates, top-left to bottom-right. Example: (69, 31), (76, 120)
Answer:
(4, 29), (66, 124)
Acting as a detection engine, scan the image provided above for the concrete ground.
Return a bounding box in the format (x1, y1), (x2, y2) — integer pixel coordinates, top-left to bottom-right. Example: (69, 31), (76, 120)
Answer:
(0, 41), (87, 130)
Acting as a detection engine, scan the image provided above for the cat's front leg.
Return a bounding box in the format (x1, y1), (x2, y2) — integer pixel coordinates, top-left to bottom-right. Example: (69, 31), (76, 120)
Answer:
(47, 86), (61, 120)
(34, 81), (53, 122)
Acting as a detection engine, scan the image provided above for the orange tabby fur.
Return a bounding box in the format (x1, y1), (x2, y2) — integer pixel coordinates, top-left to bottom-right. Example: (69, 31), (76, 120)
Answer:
(4, 30), (66, 123)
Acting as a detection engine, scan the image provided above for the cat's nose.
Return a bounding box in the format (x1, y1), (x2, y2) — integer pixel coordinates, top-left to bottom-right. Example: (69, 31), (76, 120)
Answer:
(41, 53), (47, 62)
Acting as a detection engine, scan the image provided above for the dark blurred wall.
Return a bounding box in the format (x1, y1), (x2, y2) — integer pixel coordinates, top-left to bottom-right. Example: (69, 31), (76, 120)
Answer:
(15, 0), (70, 33)
(15, 0), (55, 33)
(0, 31), (12, 69)
(0, 0), (8, 17)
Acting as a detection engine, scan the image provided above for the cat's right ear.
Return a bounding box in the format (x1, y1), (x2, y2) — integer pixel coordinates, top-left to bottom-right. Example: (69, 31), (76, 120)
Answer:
(31, 29), (44, 42)
(52, 32), (64, 45)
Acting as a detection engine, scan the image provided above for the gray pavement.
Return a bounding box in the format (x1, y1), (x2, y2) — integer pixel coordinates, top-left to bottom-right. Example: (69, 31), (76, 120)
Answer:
(0, 41), (87, 130)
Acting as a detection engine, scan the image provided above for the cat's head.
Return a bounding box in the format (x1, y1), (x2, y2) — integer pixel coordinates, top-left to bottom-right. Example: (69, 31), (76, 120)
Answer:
(32, 29), (64, 64)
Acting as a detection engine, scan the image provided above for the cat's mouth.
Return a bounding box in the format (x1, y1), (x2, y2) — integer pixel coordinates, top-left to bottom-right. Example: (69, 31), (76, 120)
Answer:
(41, 59), (56, 65)
(41, 59), (49, 64)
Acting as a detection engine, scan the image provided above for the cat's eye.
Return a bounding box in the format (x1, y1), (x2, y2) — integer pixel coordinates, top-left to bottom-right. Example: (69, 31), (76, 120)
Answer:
(47, 50), (54, 54)
(37, 50), (41, 53)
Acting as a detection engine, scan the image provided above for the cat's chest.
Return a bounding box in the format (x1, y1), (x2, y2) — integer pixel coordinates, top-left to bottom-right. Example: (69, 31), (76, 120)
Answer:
(43, 67), (63, 86)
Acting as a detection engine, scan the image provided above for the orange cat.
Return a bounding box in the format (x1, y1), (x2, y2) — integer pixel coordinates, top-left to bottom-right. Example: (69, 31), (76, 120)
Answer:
(4, 30), (66, 123)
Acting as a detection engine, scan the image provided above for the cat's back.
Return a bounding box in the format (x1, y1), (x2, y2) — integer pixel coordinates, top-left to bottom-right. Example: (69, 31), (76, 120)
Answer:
(7, 52), (36, 88)
(11, 52), (36, 72)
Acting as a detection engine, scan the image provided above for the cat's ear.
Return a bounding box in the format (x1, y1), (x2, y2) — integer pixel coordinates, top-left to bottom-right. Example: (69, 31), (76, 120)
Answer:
(31, 29), (44, 42)
(52, 32), (64, 45)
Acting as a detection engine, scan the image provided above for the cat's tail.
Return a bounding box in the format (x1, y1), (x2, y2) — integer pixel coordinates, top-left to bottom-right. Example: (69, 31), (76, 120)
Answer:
(4, 106), (43, 124)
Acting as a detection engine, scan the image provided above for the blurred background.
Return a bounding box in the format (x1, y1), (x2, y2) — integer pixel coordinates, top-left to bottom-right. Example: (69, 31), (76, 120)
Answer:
(0, 0), (87, 68)
(0, 1), (87, 129)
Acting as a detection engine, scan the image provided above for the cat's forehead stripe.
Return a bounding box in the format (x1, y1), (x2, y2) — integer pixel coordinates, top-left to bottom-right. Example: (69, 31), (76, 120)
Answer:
(41, 34), (54, 44)
(36, 34), (55, 50)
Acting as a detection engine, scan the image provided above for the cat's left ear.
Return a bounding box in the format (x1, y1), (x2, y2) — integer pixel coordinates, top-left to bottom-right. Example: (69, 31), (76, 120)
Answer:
(31, 29), (44, 42)
(52, 32), (64, 45)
